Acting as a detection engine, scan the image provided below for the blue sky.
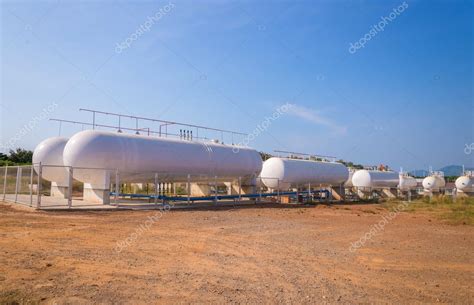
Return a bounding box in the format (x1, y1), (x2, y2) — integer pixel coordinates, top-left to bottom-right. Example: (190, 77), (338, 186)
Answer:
(1, 0), (472, 171)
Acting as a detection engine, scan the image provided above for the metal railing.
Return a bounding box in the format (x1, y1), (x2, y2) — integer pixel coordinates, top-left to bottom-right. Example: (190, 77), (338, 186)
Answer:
(50, 108), (249, 145)
(1, 165), (337, 209)
(274, 150), (338, 163)
(1, 165), (38, 207)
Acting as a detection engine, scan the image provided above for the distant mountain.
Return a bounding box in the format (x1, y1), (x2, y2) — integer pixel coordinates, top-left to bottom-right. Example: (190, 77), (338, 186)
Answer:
(409, 169), (429, 177)
(410, 165), (474, 177)
(438, 165), (474, 177)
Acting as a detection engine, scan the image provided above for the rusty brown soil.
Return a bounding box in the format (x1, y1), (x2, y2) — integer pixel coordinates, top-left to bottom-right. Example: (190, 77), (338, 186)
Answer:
(0, 202), (473, 304)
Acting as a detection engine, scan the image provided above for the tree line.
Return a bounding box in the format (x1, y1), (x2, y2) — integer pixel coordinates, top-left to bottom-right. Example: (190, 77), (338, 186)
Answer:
(0, 148), (33, 166)
(1, 149), (371, 170)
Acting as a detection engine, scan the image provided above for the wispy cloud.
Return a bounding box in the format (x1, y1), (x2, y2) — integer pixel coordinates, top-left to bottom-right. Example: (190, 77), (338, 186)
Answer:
(286, 104), (347, 134)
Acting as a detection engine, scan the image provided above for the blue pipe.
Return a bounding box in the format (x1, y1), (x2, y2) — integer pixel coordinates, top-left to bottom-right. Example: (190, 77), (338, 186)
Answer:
(110, 189), (330, 202)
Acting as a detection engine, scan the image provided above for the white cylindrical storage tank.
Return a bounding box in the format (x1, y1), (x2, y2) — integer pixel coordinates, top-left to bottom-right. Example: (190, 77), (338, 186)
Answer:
(259, 157), (349, 190)
(351, 170), (399, 189)
(422, 175), (446, 192)
(344, 169), (355, 187)
(63, 130), (263, 187)
(399, 174), (417, 191)
(455, 175), (474, 193)
(32, 137), (69, 185)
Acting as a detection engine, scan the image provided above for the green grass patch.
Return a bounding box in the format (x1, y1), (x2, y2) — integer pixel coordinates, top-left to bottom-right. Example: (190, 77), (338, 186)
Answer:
(382, 196), (474, 225)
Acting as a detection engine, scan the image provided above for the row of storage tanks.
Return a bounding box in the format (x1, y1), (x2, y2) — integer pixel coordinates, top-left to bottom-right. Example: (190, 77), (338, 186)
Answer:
(33, 130), (474, 194)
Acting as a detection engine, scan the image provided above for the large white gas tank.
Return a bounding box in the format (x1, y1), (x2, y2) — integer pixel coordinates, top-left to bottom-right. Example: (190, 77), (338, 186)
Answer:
(62, 130), (262, 187)
(259, 157), (349, 190)
(455, 175), (474, 193)
(422, 175), (446, 192)
(398, 174), (417, 190)
(351, 170), (399, 189)
(344, 168), (355, 187)
(32, 137), (69, 186)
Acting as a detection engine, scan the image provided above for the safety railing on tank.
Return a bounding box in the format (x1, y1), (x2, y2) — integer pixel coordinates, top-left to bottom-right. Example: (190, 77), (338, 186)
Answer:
(50, 108), (250, 146)
(274, 150), (338, 163)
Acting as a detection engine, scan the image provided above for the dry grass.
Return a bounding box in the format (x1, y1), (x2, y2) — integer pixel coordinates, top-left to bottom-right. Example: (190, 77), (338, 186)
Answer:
(383, 196), (474, 225)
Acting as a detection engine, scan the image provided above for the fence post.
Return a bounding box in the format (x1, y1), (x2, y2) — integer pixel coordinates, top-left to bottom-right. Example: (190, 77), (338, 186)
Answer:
(37, 163), (42, 208)
(277, 179), (280, 203)
(2, 165), (8, 201)
(15, 166), (21, 203)
(29, 166), (34, 207)
(238, 177), (242, 201)
(187, 174), (191, 204)
(214, 176), (218, 203)
(296, 184), (299, 204)
(154, 173), (158, 205)
(67, 167), (73, 208)
(308, 183), (311, 202)
(115, 170), (120, 205)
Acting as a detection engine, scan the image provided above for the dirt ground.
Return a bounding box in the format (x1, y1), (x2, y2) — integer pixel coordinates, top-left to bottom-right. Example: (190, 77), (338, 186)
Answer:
(0, 201), (473, 305)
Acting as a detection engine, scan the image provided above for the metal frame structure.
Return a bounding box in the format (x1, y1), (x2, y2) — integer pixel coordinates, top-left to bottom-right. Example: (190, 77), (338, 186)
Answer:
(3, 163), (455, 209)
(1, 164), (339, 209)
(75, 108), (248, 144)
(274, 150), (338, 162)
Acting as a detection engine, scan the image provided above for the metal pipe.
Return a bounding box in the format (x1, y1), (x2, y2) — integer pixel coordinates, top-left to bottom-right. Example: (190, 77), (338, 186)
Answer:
(67, 167), (73, 208)
(15, 166), (21, 203)
(2, 165), (8, 201)
(277, 179), (280, 203)
(296, 184), (299, 204)
(37, 163), (42, 208)
(115, 170), (120, 205)
(187, 174), (191, 204)
(238, 177), (242, 201)
(79, 108), (248, 135)
(29, 166), (34, 207)
(214, 176), (218, 203)
(154, 173), (158, 205)
(50, 118), (235, 142)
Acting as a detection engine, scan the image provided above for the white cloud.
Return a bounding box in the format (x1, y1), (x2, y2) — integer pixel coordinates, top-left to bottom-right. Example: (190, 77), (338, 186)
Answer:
(286, 104), (347, 134)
